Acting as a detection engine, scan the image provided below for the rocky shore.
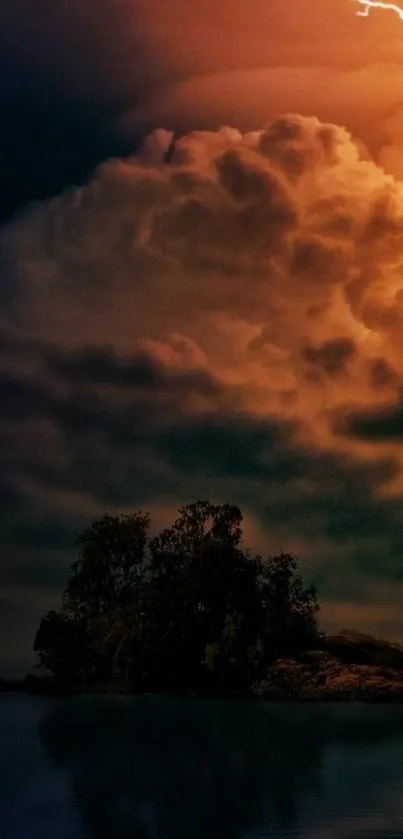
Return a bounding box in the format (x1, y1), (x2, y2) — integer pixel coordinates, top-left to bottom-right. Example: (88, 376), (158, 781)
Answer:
(253, 633), (403, 701)
(3, 631), (403, 701)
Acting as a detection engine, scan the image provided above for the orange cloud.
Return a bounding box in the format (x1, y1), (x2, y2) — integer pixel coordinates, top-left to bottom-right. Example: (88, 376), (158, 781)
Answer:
(4, 112), (403, 650)
(119, 0), (403, 179)
(4, 114), (403, 417)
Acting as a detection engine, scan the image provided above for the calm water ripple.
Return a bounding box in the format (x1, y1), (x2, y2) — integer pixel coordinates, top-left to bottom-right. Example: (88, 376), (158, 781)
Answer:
(2, 695), (403, 839)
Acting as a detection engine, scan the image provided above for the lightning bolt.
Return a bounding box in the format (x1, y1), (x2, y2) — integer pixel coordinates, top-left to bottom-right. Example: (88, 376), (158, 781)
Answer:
(353, 0), (403, 18)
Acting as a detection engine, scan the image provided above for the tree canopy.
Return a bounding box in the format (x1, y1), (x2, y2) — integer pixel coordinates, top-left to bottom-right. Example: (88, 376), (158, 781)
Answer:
(34, 501), (320, 693)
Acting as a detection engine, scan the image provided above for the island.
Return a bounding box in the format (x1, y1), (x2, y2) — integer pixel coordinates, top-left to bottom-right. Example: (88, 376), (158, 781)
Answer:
(4, 501), (403, 701)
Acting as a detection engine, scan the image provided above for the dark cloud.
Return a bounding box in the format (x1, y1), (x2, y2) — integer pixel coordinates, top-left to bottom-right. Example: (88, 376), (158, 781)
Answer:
(2, 342), (402, 595)
(368, 357), (398, 390)
(302, 338), (356, 376)
(158, 414), (302, 482)
(48, 346), (222, 398)
(0, 370), (56, 421)
(258, 450), (401, 540)
(5, 522), (79, 554)
(0, 0), (153, 224)
(340, 394), (403, 442)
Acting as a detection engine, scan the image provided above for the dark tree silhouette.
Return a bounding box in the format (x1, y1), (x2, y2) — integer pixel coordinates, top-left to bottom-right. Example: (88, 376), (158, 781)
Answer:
(34, 500), (319, 693)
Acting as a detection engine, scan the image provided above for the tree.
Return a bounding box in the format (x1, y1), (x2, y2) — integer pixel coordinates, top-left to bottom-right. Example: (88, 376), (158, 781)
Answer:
(62, 511), (150, 619)
(33, 610), (89, 685)
(33, 501), (320, 692)
(256, 552), (319, 661)
(145, 501), (259, 688)
(34, 511), (151, 685)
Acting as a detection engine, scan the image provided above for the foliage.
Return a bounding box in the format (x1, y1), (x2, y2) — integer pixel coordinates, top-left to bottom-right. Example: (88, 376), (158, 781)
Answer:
(33, 501), (320, 692)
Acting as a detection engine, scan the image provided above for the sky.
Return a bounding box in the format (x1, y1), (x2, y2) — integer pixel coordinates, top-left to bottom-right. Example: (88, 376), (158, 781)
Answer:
(3, 0), (403, 675)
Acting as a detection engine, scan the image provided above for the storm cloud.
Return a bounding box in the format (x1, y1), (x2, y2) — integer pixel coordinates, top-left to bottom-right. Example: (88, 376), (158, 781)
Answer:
(3, 111), (403, 671)
(3, 0), (403, 229)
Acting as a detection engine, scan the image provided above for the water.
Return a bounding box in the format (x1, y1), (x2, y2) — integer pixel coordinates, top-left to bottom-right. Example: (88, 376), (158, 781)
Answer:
(2, 695), (403, 839)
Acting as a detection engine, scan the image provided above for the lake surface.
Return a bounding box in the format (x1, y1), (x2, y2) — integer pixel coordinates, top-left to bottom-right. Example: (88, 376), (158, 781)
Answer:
(2, 696), (403, 839)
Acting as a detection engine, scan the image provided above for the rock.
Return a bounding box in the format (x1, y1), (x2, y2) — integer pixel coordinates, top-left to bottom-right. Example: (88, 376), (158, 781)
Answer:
(320, 631), (403, 668)
(253, 654), (403, 701)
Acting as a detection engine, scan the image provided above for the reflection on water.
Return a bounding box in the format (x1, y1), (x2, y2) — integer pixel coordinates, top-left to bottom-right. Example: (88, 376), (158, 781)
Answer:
(2, 696), (403, 838)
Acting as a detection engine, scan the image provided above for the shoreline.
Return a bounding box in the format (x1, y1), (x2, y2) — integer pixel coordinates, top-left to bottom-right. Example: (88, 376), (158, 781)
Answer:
(3, 675), (403, 703)
(4, 633), (403, 702)
(3, 687), (403, 703)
